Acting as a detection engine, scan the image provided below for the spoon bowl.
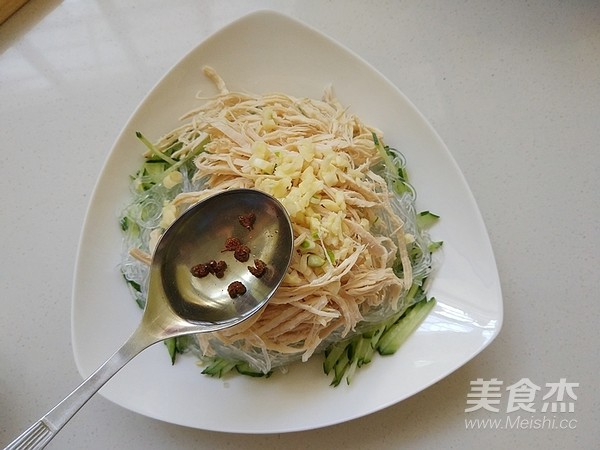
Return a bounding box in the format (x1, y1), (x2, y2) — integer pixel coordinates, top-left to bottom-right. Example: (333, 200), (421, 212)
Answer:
(5, 189), (293, 450)
(144, 188), (294, 336)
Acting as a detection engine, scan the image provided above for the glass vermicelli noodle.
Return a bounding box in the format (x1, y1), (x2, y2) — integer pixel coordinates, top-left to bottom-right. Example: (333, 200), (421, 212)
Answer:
(120, 66), (437, 376)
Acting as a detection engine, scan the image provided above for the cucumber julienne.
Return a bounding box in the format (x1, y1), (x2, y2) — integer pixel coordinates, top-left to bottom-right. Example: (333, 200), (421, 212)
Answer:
(323, 289), (436, 386)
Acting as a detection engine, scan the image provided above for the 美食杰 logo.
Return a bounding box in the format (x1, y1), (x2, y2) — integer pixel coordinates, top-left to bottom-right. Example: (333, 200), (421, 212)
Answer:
(464, 378), (579, 430)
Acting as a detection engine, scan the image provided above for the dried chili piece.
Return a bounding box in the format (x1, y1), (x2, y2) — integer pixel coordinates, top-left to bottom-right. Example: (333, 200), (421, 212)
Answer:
(190, 263), (210, 278)
(234, 244), (251, 262)
(227, 281), (246, 298)
(248, 259), (267, 278)
(214, 260), (227, 278)
(191, 260), (227, 278)
(223, 237), (242, 251)
(207, 260), (218, 273)
(238, 212), (256, 231)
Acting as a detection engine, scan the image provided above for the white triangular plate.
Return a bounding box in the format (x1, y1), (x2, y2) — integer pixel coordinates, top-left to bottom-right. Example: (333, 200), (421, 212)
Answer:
(72, 10), (502, 433)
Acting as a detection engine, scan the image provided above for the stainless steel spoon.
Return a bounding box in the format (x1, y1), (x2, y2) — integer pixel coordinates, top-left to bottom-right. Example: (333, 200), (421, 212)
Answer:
(5, 189), (294, 450)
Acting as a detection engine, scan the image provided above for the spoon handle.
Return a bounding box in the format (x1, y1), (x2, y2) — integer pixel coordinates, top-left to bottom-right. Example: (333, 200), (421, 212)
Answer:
(3, 327), (157, 450)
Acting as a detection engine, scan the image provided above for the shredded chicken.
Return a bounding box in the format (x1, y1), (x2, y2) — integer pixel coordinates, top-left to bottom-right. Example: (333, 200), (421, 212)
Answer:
(129, 247), (152, 266)
(137, 66), (414, 371)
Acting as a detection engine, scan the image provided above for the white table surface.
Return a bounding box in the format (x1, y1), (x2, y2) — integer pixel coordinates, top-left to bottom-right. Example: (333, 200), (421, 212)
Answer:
(1, 1), (598, 449)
